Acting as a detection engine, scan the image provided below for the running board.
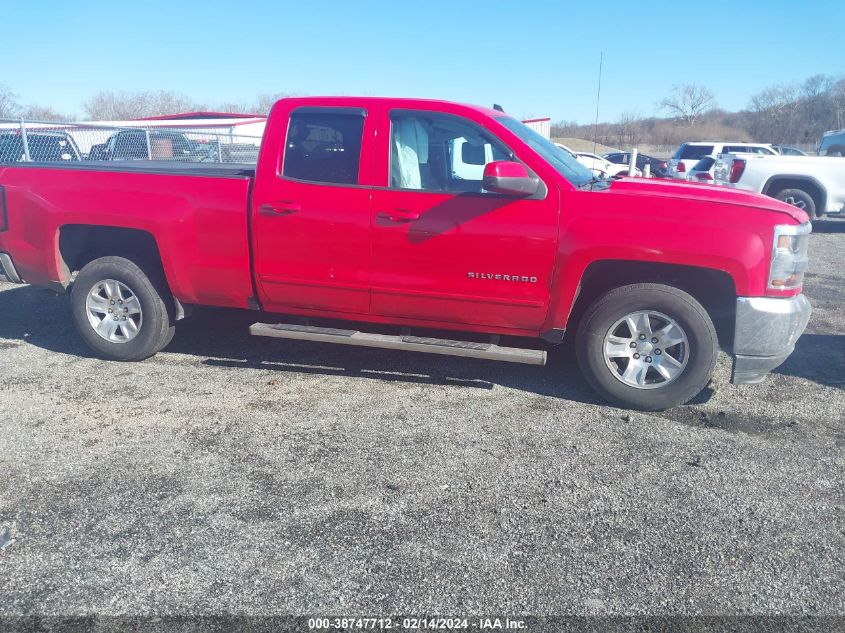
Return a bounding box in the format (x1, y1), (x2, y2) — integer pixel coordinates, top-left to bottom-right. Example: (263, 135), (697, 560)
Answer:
(249, 322), (547, 365)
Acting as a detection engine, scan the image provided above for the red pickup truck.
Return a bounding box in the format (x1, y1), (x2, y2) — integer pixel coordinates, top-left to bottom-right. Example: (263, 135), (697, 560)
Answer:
(0, 97), (812, 410)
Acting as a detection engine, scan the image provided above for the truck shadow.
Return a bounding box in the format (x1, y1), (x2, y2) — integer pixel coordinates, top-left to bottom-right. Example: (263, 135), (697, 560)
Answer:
(773, 333), (845, 389)
(400, 196), (514, 244)
(171, 310), (607, 405)
(0, 284), (606, 405)
(1, 284), (839, 397)
(812, 219), (845, 233)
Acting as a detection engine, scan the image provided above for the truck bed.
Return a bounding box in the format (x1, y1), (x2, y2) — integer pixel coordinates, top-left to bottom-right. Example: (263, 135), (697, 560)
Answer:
(0, 161), (256, 307)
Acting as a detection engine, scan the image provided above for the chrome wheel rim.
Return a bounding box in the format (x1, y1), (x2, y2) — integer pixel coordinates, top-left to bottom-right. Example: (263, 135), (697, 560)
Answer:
(85, 279), (143, 343)
(603, 310), (689, 389)
(782, 196), (806, 209)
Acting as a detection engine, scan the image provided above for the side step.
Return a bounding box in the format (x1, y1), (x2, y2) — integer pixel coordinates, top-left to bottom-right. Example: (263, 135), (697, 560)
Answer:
(249, 322), (547, 365)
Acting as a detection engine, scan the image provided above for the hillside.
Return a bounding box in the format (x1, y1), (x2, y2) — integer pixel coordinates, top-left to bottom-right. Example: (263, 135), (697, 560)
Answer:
(551, 74), (844, 153)
(552, 137), (620, 154)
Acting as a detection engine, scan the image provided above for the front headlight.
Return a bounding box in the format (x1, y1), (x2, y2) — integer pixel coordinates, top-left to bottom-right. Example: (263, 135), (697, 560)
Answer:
(769, 223), (811, 290)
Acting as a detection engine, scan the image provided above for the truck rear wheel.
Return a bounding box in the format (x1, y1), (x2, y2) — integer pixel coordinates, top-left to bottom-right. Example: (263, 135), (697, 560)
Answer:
(70, 256), (175, 361)
(575, 283), (718, 411)
(773, 188), (819, 217)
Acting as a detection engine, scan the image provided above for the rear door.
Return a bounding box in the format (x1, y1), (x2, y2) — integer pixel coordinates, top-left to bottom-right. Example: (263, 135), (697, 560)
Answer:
(368, 109), (558, 331)
(251, 106), (373, 315)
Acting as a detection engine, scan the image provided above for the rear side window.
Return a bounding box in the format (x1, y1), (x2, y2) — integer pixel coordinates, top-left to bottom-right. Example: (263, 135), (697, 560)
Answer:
(282, 110), (365, 185)
(679, 145), (714, 160)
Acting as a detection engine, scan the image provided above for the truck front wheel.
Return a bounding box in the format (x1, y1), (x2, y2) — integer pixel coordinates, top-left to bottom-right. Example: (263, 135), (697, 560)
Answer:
(575, 283), (718, 411)
(70, 256), (175, 361)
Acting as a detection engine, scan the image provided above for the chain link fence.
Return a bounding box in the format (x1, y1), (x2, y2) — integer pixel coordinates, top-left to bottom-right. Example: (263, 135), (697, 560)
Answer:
(0, 119), (263, 165)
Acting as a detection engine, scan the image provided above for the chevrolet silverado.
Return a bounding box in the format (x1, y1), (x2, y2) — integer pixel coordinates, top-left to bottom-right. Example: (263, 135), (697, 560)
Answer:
(0, 97), (812, 410)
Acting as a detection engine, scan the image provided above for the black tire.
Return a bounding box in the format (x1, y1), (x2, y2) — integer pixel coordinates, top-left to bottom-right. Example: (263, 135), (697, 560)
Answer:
(773, 188), (819, 217)
(70, 256), (175, 361)
(575, 283), (718, 411)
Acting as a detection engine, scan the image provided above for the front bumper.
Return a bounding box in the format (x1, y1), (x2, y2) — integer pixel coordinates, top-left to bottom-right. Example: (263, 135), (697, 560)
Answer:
(731, 294), (811, 384)
(0, 252), (24, 284)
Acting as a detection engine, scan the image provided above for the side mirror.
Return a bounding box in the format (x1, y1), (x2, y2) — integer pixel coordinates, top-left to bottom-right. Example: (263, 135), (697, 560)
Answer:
(482, 161), (539, 196)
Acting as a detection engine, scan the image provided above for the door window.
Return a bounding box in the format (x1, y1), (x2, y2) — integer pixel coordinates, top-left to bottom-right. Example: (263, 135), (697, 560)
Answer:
(282, 110), (365, 185)
(389, 111), (511, 193)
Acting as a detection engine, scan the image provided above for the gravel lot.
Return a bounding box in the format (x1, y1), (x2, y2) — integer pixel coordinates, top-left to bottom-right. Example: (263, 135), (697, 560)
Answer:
(1, 222), (843, 621)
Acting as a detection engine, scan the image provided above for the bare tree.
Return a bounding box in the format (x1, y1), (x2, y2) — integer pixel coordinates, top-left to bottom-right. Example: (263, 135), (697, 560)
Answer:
(748, 83), (802, 143)
(659, 84), (716, 127)
(550, 120), (582, 138)
(831, 78), (845, 130)
(0, 84), (20, 118)
(615, 112), (643, 147)
(82, 90), (297, 120)
(251, 92), (296, 114)
(146, 90), (204, 116)
(215, 93), (298, 115)
(83, 91), (144, 120)
(215, 101), (257, 114)
(18, 105), (73, 121)
(799, 74), (834, 140)
(83, 90), (203, 120)
(802, 74), (832, 101)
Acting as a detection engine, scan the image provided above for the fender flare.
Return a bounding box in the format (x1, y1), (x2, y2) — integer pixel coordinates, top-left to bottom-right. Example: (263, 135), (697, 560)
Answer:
(762, 174), (827, 210)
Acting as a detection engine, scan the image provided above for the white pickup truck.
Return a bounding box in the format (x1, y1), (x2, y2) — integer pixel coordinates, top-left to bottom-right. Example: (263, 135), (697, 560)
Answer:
(714, 153), (845, 219)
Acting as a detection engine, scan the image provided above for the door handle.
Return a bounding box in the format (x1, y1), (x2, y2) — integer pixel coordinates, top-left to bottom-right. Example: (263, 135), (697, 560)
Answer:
(259, 202), (300, 217)
(377, 209), (420, 223)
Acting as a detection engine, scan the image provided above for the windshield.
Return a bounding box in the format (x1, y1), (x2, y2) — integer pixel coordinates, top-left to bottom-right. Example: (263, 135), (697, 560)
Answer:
(819, 132), (845, 157)
(675, 144), (713, 160)
(497, 116), (594, 187)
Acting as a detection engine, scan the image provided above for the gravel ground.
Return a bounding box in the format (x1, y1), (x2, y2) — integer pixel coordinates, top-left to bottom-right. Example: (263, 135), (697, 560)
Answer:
(0, 223), (843, 621)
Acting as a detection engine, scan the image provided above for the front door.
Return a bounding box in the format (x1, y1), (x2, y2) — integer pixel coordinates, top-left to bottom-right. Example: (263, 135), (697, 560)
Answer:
(251, 106), (372, 315)
(369, 110), (559, 331)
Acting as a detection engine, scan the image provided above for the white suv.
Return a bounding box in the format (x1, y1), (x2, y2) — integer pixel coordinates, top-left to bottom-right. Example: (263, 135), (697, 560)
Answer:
(667, 142), (776, 179)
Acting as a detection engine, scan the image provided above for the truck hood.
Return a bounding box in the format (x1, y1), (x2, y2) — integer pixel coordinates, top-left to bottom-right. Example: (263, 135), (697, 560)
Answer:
(607, 177), (809, 223)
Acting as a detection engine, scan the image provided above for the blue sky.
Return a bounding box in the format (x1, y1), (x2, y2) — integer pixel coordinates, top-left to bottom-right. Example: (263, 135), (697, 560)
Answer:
(3, 0), (843, 122)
